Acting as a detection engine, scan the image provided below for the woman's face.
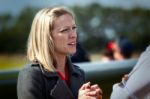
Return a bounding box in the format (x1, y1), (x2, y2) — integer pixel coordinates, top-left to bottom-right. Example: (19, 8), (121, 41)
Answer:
(52, 14), (77, 56)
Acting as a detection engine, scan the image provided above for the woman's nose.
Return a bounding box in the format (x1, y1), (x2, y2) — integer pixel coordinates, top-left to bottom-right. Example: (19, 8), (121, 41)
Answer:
(70, 30), (77, 38)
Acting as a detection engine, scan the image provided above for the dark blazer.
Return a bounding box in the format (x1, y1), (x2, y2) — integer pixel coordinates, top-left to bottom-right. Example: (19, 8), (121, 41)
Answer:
(17, 59), (86, 99)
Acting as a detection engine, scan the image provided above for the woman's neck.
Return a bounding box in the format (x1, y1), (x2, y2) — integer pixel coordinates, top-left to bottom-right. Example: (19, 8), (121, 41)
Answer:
(55, 53), (67, 72)
(54, 53), (69, 83)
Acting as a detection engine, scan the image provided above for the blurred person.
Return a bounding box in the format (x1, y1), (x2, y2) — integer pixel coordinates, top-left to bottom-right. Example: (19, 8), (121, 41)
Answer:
(110, 45), (150, 99)
(71, 42), (90, 63)
(101, 39), (121, 62)
(114, 36), (134, 60)
(101, 41), (115, 62)
(17, 6), (102, 99)
(101, 36), (134, 62)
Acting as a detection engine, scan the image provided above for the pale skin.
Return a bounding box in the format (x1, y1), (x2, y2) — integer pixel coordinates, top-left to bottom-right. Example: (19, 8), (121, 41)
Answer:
(78, 82), (103, 99)
(111, 41), (124, 60)
(51, 14), (102, 99)
(122, 74), (128, 81)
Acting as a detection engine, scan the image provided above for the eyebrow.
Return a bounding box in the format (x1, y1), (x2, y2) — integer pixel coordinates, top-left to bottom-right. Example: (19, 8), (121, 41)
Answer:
(59, 24), (76, 30)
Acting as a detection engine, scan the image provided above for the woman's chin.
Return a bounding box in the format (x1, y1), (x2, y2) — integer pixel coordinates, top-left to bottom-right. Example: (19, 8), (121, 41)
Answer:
(69, 50), (76, 54)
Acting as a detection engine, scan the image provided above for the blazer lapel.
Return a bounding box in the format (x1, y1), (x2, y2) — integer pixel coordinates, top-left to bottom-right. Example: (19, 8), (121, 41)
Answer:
(50, 78), (74, 99)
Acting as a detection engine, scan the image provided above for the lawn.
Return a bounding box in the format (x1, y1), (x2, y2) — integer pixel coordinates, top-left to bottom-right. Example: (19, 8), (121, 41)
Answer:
(0, 54), (26, 70)
(0, 53), (102, 70)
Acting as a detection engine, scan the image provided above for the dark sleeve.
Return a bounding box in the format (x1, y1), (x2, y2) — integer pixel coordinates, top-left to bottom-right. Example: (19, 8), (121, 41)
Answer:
(17, 66), (45, 99)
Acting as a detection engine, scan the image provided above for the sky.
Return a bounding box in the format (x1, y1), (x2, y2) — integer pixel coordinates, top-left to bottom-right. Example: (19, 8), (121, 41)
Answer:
(0, 0), (150, 16)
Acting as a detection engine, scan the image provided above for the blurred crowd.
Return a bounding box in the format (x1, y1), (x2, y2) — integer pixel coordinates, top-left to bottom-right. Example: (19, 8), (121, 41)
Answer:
(101, 36), (134, 62)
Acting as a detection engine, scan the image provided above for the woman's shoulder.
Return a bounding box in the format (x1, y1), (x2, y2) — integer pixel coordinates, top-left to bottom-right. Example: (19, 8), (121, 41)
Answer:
(73, 64), (83, 70)
(17, 62), (45, 99)
(23, 62), (40, 70)
(72, 64), (85, 76)
(18, 62), (42, 79)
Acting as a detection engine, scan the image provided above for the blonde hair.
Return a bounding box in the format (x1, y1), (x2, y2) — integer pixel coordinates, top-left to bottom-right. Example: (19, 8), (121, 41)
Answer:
(27, 7), (75, 72)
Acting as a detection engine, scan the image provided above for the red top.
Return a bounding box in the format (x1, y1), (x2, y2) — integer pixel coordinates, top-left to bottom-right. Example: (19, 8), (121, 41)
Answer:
(57, 67), (69, 85)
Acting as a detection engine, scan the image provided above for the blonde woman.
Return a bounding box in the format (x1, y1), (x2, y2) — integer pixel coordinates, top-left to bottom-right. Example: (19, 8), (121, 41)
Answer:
(17, 6), (102, 99)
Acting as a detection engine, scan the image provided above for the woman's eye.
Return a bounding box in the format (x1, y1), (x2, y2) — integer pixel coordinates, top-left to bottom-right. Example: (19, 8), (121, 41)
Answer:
(60, 28), (69, 33)
(59, 26), (77, 33)
(72, 26), (77, 30)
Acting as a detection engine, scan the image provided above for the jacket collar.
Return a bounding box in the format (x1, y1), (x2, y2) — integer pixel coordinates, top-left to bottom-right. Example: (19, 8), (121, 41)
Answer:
(66, 57), (82, 77)
(31, 57), (81, 78)
(31, 61), (58, 78)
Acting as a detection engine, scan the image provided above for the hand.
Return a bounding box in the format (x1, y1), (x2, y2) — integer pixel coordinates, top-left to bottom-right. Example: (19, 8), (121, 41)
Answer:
(78, 82), (92, 99)
(78, 82), (103, 99)
(87, 84), (103, 99)
(122, 74), (128, 81)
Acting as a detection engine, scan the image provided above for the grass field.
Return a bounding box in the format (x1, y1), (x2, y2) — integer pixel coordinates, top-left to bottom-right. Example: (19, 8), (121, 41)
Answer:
(0, 51), (139, 70)
(0, 54), (26, 70)
(0, 53), (102, 70)
(90, 53), (101, 62)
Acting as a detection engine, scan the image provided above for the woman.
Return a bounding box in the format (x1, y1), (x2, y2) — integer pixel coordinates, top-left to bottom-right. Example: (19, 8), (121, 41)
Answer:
(17, 6), (102, 99)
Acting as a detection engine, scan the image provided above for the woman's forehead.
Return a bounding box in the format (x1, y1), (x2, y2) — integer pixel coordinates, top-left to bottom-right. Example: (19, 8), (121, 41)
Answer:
(53, 14), (75, 28)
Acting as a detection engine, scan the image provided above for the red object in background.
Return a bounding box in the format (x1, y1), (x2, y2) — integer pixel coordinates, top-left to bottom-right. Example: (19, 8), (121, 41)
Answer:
(107, 41), (114, 51)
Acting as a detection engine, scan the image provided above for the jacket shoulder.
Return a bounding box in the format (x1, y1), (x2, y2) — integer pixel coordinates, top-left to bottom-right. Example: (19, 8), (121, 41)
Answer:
(17, 62), (44, 99)
(20, 62), (42, 76)
(72, 64), (85, 76)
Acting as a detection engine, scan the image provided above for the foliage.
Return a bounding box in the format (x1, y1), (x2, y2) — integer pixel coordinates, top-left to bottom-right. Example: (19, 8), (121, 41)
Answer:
(72, 4), (150, 52)
(0, 4), (150, 53)
(0, 7), (38, 53)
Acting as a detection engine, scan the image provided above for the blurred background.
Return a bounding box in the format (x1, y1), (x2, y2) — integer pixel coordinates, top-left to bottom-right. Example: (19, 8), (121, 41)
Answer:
(0, 0), (150, 98)
(0, 0), (150, 68)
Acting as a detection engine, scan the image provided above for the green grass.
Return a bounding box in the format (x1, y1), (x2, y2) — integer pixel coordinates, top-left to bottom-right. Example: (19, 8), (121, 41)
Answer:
(0, 53), (102, 70)
(90, 52), (101, 62)
(0, 54), (26, 70)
